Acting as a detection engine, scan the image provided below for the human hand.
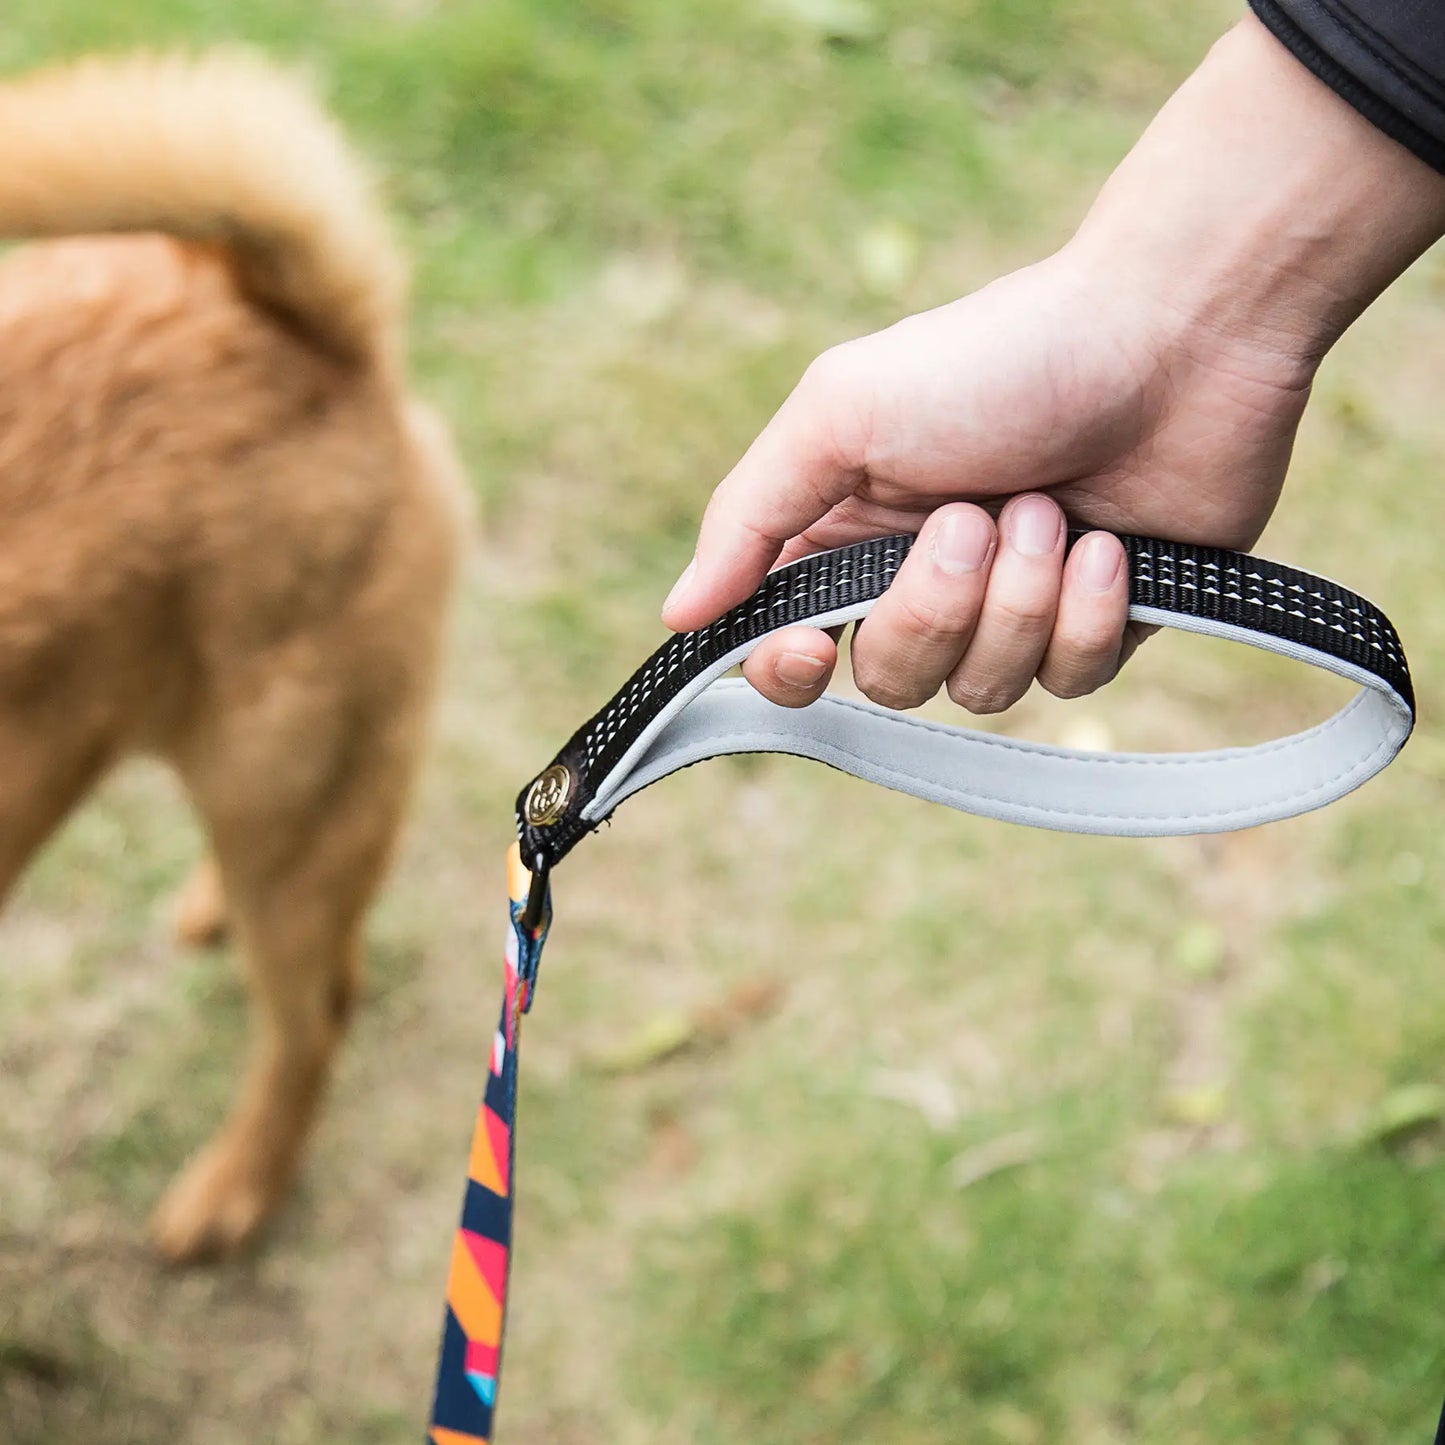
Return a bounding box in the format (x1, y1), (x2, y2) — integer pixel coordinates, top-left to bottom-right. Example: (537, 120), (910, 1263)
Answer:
(665, 254), (1307, 712)
(661, 15), (1445, 714)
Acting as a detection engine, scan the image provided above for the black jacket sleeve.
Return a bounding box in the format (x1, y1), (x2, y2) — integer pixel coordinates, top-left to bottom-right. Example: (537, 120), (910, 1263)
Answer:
(1250, 0), (1445, 174)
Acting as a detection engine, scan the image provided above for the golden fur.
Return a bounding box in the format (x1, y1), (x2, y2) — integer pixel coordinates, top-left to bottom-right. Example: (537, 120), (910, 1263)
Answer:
(0, 53), (469, 1260)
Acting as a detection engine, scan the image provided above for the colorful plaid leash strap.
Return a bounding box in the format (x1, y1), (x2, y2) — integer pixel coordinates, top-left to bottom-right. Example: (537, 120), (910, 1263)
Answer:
(428, 531), (1415, 1443)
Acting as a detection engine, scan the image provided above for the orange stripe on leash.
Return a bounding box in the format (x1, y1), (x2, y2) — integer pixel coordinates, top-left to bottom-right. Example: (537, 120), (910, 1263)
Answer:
(429, 1425), (489, 1445)
(466, 1104), (509, 1196)
(446, 1230), (502, 1345)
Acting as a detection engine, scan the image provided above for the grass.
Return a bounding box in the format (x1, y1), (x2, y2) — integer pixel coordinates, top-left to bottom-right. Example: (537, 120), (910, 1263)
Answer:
(3, 1), (1445, 1442)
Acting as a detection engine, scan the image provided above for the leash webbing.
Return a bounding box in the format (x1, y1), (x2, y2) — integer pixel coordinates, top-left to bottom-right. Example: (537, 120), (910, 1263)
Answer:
(428, 848), (549, 1445)
(427, 531), (1414, 1443)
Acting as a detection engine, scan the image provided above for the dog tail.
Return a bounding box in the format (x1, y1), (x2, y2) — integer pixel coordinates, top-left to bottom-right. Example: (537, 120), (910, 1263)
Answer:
(0, 50), (404, 365)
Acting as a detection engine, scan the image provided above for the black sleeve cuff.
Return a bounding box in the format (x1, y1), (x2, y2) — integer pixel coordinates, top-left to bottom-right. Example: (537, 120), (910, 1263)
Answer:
(1250, 0), (1445, 176)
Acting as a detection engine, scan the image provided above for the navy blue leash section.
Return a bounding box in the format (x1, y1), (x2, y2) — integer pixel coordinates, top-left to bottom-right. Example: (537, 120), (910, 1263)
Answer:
(431, 531), (1415, 1445)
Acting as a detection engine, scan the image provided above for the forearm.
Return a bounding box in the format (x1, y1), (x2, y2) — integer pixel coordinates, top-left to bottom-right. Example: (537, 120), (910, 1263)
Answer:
(1067, 12), (1445, 382)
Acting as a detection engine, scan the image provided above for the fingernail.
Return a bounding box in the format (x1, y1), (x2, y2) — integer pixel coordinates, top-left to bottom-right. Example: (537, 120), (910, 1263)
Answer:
(663, 558), (697, 613)
(1007, 496), (1062, 557)
(775, 652), (827, 688)
(1078, 533), (1123, 593)
(933, 509), (994, 575)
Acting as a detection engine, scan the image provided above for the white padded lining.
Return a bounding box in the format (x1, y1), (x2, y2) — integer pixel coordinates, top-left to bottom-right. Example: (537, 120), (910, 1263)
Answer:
(580, 599), (1412, 838)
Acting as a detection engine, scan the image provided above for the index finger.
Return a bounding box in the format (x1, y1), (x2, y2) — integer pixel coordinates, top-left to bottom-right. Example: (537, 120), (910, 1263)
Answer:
(661, 346), (871, 631)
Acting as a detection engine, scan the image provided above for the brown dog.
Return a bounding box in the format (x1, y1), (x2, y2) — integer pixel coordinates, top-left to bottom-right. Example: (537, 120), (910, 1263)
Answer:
(0, 53), (469, 1261)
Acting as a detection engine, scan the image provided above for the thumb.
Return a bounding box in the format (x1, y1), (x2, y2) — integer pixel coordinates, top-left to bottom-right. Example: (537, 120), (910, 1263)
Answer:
(661, 345), (872, 631)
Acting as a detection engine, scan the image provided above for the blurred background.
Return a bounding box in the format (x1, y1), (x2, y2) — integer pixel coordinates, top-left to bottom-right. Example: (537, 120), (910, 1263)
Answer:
(3, 1), (1445, 1442)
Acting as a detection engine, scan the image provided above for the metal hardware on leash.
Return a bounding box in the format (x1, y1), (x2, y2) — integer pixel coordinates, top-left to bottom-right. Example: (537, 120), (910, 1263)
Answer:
(519, 849), (549, 935)
(523, 764), (571, 826)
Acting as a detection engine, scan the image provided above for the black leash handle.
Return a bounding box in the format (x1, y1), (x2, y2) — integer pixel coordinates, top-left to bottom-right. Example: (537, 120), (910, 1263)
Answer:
(517, 532), (1413, 874)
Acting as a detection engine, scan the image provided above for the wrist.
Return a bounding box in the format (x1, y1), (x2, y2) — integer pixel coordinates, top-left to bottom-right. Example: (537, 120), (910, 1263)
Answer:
(1066, 13), (1445, 387)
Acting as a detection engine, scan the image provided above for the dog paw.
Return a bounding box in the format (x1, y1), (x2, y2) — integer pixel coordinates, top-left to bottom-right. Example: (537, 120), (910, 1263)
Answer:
(149, 1143), (277, 1264)
(172, 859), (229, 949)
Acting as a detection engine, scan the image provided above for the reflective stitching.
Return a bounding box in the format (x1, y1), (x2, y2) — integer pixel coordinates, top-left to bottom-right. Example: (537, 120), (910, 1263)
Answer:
(561, 537), (1406, 804)
(1131, 554), (1402, 665)
(581, 543), (905, 767)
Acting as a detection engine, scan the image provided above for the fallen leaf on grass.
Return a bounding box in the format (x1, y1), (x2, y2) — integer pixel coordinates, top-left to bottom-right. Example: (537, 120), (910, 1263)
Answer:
(589, 977), (787, 1075)
(870, 1067), (960, 1131)
(693, 976), (787, 1044)
(855, 219), (919, 296)
(1358, 1083), (1445, 1148)
(1170, 920), (1227, 982)
(949, 1129), (1042, 1190)
(1162, 1083), (1227, 1128)
(1303, 1257), (1347, 1297)
(772, 0), (882, 44)
(591, 1011), (696, 1075)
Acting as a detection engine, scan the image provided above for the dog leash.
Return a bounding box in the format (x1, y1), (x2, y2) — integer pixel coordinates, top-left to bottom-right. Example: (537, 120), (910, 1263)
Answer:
(426, 531), (1415, 1445)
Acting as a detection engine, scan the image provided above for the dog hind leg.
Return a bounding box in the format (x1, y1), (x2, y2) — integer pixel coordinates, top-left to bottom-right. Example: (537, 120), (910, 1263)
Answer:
(171, 854), (228, 949)
(0, 710), (111, 911)
(149, 681), (426, 1263)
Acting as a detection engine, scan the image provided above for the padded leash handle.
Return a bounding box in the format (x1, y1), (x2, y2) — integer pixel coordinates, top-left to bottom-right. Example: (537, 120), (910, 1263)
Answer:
(516, 533), (1414, 870)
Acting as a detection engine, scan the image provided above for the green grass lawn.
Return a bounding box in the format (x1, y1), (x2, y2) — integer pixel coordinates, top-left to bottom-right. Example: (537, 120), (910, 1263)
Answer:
(3, 2), (1445, 1442)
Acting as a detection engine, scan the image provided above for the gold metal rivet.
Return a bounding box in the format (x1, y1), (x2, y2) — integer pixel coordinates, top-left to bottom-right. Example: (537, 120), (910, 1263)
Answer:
(524, 764), (572, 827)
